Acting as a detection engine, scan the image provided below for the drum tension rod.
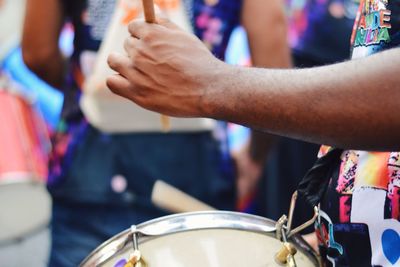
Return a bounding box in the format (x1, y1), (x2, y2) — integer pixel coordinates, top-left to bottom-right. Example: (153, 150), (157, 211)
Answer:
(282, 191), (319, 238)
(124, 226), (147, 267)
(275, 216), (297, 267)
(274, 191), (320, 267)
(132, 225), (139, 251)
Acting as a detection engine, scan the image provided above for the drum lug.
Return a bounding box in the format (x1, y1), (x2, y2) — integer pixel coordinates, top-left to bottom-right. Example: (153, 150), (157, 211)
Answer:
(274, 191), (321, 267)
(274, 242), (297, 266)
(124, 250), (147, 267)
(275, 214), (288, 241)
(125, 226), (148, 267)
(131, 225), (140, 251)
(286, 253), (297, 267)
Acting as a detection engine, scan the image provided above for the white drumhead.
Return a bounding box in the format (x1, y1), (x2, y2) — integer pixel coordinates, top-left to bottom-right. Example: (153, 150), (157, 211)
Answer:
(81, 211), (320, 267)
(0, 182), (51, 242)
(108, 229), (316, 267)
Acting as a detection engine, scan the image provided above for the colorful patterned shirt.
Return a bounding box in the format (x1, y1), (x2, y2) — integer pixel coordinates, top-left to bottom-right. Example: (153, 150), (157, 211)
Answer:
(191, 0), (242, 60)
(317, 2), (400, 265)
(287, 0), (359, 63)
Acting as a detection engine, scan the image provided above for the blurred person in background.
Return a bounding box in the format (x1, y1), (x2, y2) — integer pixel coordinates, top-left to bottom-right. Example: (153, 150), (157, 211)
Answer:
(224, 0), (292, 211)
(0, 0), (52, 266)
(255, 0), (358, 228)
(22, 0), (290, 265)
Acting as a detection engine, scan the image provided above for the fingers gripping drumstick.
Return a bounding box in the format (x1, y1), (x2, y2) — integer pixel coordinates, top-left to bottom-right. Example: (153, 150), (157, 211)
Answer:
(140, 2), (213, 213)
(141, 0), (171, 132)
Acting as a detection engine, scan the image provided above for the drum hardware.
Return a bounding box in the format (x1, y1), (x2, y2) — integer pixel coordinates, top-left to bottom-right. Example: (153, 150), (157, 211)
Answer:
(274, 191), (320, 266)
(287, 190), (298, 233)
(275, 215), (298, 267)
(124, 250), (145, 267)
(125, 212), (282, 267)
(120, 225), (174, 267)
(275, 242), (297, 267)
(126, 213), (302, 267)
(125, 226), (147, 267)
(79, 211), (319, 267)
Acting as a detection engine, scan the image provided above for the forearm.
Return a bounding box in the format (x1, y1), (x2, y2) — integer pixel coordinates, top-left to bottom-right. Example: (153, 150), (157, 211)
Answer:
(242, 0), (292, 160)
(22, 0), (65, 88)
(242, 0), (292, 69)
(205, 48), (400, 151)
(108, 21), (399, 151)
(24, 49), (65, 88)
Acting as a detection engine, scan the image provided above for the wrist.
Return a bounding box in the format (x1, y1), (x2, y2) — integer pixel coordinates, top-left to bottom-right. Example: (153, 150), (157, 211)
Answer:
(200, 61), (237, 120)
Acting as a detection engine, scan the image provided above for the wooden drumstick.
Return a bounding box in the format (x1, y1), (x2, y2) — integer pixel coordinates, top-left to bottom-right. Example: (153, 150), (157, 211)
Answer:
(142, 0), (156, 23)
(151, 180), (216, 213)
(141, 0), (171, 132)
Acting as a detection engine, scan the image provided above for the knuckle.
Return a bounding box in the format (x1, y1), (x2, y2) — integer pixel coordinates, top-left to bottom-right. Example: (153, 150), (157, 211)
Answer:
(107, 54), (117, 68)
(142, 30), (155, 42)
(128, 20), (139, 34)
(128, 22), (135, 32)
(106, 78), (117, 93)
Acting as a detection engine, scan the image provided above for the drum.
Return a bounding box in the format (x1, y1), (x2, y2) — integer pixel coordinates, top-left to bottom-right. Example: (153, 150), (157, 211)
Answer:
(0, 82), (51, 243)
(80, 211), (321, 267)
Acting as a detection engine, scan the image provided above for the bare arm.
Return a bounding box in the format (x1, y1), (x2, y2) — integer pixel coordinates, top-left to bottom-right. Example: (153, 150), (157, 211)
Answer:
(234, 0), (291, 200)
(242, 0), (291, 69)
(241, 0), (291, 164)
(203, 49), (400, 151)
(107, 20), (400, 151)
(22, 0), (65, 88)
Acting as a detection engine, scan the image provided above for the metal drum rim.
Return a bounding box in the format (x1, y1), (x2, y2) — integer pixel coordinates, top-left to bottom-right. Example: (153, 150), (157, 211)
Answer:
(80, 211), (321, 267)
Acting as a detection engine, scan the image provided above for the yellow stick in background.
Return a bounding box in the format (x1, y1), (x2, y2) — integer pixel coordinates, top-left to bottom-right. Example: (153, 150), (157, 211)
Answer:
(152, 180), (216, 213)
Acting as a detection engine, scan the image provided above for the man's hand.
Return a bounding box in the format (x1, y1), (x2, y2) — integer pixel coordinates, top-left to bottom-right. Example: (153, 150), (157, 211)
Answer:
(107, 17), (400, 150)
(107, 18), (225, 118)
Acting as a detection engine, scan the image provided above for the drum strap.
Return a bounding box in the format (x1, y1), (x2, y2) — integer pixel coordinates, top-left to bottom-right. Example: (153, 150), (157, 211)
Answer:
(297, 148), (343, 208)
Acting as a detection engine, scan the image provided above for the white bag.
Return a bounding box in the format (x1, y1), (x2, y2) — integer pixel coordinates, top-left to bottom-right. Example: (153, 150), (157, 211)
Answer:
(80, 0), (215, 133)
